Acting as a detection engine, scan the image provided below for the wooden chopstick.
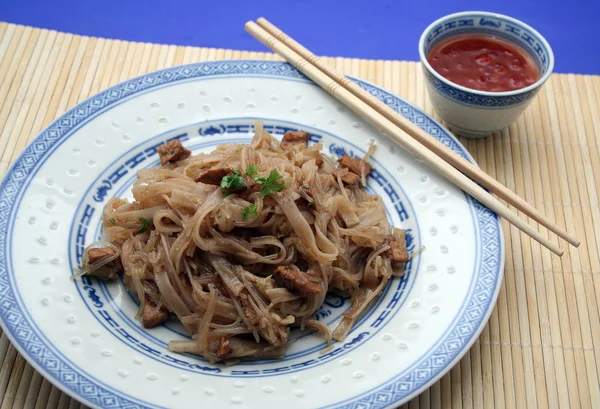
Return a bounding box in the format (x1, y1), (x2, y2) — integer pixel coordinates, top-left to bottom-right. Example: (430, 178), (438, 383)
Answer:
(255, 17), (579, 249)
(245, 20), (565, 256)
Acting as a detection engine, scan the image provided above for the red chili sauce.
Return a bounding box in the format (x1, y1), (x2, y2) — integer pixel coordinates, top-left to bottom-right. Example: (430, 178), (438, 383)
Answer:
(427, 34), (539, 92)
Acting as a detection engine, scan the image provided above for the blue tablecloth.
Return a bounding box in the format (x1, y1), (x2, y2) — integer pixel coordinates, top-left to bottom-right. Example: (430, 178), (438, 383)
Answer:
(1, 0), (598, 75)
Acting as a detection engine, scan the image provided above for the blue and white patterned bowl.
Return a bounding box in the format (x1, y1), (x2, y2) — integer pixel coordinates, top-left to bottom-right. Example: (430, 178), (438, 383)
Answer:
(418, 11), (554, 137)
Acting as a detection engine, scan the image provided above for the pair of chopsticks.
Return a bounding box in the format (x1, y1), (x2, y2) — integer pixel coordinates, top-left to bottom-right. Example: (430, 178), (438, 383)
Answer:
(245, 18), (579, 256)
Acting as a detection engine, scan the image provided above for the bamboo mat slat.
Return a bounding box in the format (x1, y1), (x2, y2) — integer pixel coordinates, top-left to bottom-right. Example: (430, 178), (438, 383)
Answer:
(0, 22), (599, 409)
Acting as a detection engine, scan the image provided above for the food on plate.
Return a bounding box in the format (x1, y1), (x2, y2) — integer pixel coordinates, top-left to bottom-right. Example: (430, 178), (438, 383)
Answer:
(428, 34), (539, 92)
(78, 242), (121, 281)
(78, 122), (411, 363)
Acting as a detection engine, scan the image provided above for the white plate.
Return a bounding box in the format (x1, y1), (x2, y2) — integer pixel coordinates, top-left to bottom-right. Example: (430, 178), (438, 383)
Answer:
(0, 60), (504, 409)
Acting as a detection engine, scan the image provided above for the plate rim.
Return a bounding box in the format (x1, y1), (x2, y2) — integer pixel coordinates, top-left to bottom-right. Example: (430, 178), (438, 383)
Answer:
(0, 59), (504, 409)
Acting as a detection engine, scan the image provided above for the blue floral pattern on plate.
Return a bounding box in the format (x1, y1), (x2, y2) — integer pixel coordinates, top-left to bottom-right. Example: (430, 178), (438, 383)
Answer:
(0, 60), (503, 409)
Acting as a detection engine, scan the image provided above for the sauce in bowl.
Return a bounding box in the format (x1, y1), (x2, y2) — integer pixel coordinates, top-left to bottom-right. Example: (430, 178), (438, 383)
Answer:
(428, 34), (539, 92)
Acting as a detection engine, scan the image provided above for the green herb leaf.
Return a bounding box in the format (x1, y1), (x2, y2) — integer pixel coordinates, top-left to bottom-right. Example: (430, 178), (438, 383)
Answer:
(308, 200), (315, 207)
(303, 185), (310, 189)
(109, 218), (117, 225)
(138, 218), (150, 233)
(258, 169), (287, 198)
(241, 204), (258, 220)
(254, 175), (267, 184)
(220, 170), (244, 195)
(245, 165), (259, 177)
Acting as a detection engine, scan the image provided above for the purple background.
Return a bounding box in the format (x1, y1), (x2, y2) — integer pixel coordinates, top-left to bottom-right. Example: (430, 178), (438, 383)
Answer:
(1, 0), (598, 75)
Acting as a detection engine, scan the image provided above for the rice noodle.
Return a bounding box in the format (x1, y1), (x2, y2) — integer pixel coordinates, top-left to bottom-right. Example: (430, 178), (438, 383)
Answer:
(82, 121), (410, 362)
(305, 318), (333, 349)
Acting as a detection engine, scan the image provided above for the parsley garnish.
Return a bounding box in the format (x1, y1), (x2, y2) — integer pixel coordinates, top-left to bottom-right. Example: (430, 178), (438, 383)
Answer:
(241, 204), (258, 220)
(138, 218), (150, 233)
(255, 169), (286, 198)
(303, 185), (310, 189)
(109, 218), (117, 225)
(220, 170), (245, 196)
(308, 200), (315, 207)
(245, 165), (259, 177)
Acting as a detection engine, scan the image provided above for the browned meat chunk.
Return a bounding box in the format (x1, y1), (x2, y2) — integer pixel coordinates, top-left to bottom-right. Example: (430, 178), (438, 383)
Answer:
(196, 167), (233, 185)
(83, 246), (121, 281)
(274, 266), (323, 296)
(87, 247), (116, 264)
(332, 168), (361, 185)
(157, 139), (191, 165)
(385, 234), (409, 262)
(338, 154), (372, 176)
(142, 296), (169, 328)
(281, 131), (310, 149)
(215, 337), (232, 360)
(341, 172), (361, 185)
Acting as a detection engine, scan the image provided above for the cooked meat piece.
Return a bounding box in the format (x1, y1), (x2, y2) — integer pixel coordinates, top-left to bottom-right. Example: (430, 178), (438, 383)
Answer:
(142, 296), (169, 328)
(274, 266), (323, 296)
(83, 246), (121, 281)
(196, 167), (233, 185)
(332, 168), (361, 185)
(337, 154), (372, 176)
(281, 131), (310, 149)
(157, 139), (191, 165)
(215, 337), (232, 360)
(341, 172), (361, 185)
(87, 247), (116, 264)
(385, 234), (409, 262)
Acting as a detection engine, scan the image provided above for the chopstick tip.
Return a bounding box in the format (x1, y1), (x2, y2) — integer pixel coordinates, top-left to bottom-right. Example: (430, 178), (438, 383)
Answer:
(561, 232), (580, 247)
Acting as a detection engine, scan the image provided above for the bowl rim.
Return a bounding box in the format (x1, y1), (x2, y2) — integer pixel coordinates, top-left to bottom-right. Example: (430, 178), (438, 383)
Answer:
(418, 10), (555, 98)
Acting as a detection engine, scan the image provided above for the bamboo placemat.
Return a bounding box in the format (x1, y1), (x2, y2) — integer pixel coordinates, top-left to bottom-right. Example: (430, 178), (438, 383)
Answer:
(0, 22), (599, 409)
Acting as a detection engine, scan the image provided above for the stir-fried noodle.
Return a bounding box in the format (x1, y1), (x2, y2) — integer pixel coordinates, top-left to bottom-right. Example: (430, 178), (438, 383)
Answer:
(78, 122), (410, 362)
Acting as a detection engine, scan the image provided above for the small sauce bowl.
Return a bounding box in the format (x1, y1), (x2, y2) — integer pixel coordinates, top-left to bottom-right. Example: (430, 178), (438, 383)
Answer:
(419, 11), (554, 137)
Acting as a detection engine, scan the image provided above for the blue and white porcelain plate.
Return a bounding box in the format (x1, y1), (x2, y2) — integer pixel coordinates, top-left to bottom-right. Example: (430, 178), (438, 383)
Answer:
(0, 60), (504, 409)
